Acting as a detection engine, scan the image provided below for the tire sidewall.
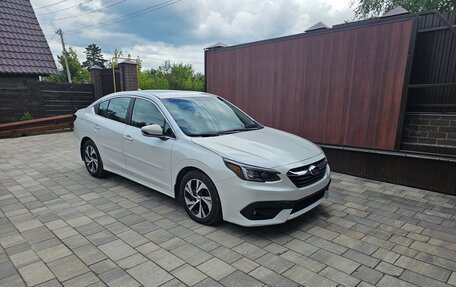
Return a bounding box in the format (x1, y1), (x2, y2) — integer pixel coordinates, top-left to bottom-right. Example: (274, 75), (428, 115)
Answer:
(180, 170), (222, 225)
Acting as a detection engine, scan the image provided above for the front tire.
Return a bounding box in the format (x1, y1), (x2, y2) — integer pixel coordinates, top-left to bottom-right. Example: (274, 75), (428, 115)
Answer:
(82, 140), (106, 178)
(180, 171), (222, 225)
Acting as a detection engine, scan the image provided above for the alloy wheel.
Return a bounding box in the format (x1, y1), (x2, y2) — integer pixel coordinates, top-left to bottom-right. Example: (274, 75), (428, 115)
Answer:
(184, 179), (213, 218)
(84, 145), (99, 173)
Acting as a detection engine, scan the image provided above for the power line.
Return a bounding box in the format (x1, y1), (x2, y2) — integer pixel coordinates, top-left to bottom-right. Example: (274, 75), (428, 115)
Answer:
(41, 0), (127, 22)
(48, 32), (58, 42)
(37, 0), (97, 16)
(65, 0), (182, 34)
(34, 0), (67, 9)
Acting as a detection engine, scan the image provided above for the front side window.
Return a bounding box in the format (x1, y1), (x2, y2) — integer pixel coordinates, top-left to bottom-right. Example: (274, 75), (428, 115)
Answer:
(97, 100), (109, 117)
(106, 97), (130, 123)
(131, 99), (165, 128)
(161, 97), (262, 136)
(131, 99), (174, 137)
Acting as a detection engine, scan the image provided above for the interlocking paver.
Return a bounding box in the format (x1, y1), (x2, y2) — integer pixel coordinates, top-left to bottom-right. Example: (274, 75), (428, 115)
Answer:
(375, 261), (404, 276)
(319, 266), (360, 287)
(37, 244), (72, 263)
(48, 255), (90, 282)
(255, 252), (294, 274)
(98, 239), (136, 261)
(171, 243), (212, 266)
(18, 261), (55, 286)
(197, 257), (235, 280)
(400, 270), (453, 287)
(311, 249), (360, 274)
(449, 273), (456, 285)
(9, 249), (39, 267)
(342, 249), (380, 268)
(219, 270), (262, 287)
(128, 260), (173, 287)
(0, 274), (26, 287)
(352, 265), (383, 285)
(249, 266), (298, 287)
(395, 255), (451, 282)
(145, 249), (185, 271)
(172, 264), (207, 286)
(0, 133), (455, 287)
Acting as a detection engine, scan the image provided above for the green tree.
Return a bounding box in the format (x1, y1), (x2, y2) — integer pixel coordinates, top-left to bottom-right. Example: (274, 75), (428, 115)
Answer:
(138, 60), (204, 91)
(82, 43), (107, 69)
(351, 0), (455, 19)
(107, 49), (123, 68)
(45, 47), (90, 83)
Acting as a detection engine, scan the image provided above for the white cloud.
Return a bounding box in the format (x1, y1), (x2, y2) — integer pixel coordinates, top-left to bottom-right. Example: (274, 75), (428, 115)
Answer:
(124, 41), (208, 72)
(32, 0), (354, 73)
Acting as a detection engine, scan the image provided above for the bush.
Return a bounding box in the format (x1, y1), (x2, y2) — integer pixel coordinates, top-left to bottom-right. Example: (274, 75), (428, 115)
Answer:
(19, 111), (33, 121)
(139, 61), (204, 91)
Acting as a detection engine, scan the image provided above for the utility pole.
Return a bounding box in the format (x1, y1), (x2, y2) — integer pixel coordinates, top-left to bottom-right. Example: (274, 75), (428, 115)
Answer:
(56, 29), (72, 83)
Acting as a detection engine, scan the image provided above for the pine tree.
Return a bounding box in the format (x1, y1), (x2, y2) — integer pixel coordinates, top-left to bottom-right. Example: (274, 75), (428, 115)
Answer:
(82, 44), (107, 69)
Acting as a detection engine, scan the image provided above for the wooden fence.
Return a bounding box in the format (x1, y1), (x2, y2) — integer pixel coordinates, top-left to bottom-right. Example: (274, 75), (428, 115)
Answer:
(205, 17), (414, 150)
(406, 11), (456, 113)
(0, 81), (94, 123)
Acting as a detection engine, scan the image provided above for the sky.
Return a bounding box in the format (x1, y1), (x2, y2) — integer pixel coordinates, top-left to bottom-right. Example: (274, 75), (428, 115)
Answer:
(31, 0), (354, 73)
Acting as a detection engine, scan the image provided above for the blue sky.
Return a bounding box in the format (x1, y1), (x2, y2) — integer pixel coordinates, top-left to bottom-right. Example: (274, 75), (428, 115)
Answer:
(32, 0), (354, 72)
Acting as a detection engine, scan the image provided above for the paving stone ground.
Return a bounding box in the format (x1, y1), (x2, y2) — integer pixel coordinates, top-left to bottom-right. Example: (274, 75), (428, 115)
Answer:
(0, 132), (455, 287)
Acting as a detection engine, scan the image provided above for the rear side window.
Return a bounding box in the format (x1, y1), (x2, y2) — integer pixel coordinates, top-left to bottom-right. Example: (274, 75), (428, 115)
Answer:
(97, 100), (109, 117)
(106, 97), (130, 123)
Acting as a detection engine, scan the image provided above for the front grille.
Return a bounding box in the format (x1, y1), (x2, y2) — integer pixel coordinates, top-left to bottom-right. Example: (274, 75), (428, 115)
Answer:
(287, 158), (327, 188)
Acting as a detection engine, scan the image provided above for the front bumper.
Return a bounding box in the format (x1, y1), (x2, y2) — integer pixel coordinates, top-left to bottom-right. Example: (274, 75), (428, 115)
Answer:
(215, 163), (331, 227)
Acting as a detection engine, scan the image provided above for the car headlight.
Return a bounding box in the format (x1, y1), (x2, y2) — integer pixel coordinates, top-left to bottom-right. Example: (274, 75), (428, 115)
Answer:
(223, 159), (281, 182)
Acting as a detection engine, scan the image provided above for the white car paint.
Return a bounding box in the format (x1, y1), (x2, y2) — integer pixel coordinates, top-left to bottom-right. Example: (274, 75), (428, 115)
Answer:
(74, 90), (331, 226)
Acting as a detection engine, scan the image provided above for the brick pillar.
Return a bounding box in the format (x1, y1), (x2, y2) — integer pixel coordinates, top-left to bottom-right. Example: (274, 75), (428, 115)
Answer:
(118, 59), (138, 91)
(89, 65), (103, 99)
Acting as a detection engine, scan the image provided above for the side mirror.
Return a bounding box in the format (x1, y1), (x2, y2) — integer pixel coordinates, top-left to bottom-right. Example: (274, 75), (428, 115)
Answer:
(141, 124), (163, 137)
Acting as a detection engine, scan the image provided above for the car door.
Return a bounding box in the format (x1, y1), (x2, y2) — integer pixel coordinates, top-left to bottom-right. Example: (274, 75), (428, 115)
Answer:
(95, 97), (131, 173)
(123, 98), (175, 195)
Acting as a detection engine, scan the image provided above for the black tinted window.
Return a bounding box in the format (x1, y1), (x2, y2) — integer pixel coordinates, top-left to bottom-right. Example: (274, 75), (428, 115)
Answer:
(97, 100), (109, 117)
(131, 99), (165, 128)
(106, 98), (130, 123)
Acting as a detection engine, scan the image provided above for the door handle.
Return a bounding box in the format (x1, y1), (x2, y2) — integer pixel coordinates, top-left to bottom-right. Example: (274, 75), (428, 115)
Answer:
(124, 135), (133, 142)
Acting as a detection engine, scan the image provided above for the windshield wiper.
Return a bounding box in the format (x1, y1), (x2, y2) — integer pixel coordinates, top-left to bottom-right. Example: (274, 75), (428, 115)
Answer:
(191, 132), (221, 137)
(218, 126), (263, 134)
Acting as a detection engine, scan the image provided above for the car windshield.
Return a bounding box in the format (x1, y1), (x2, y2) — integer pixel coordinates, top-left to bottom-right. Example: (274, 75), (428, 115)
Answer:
(161, 97), (262, 136)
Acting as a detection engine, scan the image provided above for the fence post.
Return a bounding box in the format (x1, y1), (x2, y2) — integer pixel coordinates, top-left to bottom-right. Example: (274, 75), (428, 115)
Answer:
(89, 65), (103, 99)
(118, 59), (138, 92)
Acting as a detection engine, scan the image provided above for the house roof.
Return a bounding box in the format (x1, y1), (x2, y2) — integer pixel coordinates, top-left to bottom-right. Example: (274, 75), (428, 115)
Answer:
(0, 0), (57, 75)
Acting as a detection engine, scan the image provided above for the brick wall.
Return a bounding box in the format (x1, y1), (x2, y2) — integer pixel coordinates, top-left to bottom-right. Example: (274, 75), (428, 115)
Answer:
(119, 61), (138, 92)
(402, 114), (456, 155)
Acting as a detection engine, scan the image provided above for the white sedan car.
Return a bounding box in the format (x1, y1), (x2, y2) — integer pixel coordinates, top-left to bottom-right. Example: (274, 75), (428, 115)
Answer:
(74, 90), (331, 226)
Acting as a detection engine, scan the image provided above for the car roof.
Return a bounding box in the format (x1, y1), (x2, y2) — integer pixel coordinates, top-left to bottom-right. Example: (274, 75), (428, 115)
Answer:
(118, 90), (217, 99)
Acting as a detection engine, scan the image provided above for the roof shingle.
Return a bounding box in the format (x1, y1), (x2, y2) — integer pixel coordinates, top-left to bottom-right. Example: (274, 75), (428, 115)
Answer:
(0, 0), (57, 75)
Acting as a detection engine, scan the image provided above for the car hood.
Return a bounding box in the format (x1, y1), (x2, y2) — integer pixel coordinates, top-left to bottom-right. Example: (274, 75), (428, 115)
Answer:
(192, 127), (323, 168)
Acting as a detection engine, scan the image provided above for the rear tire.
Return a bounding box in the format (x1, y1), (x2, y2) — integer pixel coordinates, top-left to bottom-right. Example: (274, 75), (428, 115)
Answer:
(82, 139), (106, 178)
(180, 170), (222, 225)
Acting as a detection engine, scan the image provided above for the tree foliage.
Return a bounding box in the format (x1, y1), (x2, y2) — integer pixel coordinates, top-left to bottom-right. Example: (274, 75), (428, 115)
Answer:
(82, 43), (107, 69)
(107, 49), (124, 68)
(45, 47), (90, 83)
(351, 0), (455, 19)
(139, 60), (204, 91)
